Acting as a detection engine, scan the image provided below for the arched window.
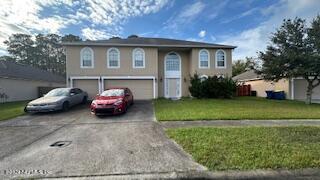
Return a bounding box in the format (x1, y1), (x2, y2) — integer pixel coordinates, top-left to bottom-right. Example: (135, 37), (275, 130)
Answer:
(200, 74), (208, 82)
(132, 48), (145, 68)
(216, 50), (226, 68)
(166, 52), (180, 71)
(80, 47), (94, 68)
(199, 49), (210, 68)
(107, 48), (120, 68)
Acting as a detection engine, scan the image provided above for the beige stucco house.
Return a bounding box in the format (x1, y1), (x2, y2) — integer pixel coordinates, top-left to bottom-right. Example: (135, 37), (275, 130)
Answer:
(233, 70), (320, 103)
(0, 61), (65, 102)
(62, 36), (236, 100)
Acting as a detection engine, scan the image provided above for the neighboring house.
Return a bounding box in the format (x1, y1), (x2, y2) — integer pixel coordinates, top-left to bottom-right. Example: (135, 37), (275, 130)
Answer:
(62, 36), (236, 100)
(0, 61), (65, 102)
(233, 70), (320, 102)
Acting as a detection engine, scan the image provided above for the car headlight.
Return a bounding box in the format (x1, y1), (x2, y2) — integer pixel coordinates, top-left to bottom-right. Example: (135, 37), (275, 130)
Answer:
(114, 99), (123, 106)
(91, 100), (97, 106)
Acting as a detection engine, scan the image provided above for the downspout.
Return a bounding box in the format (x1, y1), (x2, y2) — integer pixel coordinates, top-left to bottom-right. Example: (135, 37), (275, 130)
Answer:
(290, 78), (294, 100)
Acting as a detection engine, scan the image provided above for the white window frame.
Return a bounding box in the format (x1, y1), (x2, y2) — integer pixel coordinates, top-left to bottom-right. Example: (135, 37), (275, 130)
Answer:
(107, 47), (120, 68)
(215, 49), (226, 69)
(132, 48), (145, 68)
(200, 74), (208, 82)
(217, 74), (225, 78)
(198, 49), (210, 69)
(80, 47), (94, 69)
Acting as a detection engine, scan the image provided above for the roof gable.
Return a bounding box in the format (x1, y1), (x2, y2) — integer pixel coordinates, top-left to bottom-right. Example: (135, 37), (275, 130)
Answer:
(232, 70), (261, 81)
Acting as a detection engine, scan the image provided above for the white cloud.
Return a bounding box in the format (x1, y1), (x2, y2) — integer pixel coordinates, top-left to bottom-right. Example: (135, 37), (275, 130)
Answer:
(220, 0), (320, 60)
(221, 7), (260, 24)
(0, 0), (74, 33)
(210, 35), (216, 42)
(81, 28), (115, 40)
(198, 30), (206, 38)
(207, 0), (230, 20)
(0, 0), (170, 55)
(164, 1), (206, 31)
(82, 0), (169, 27)
(0, 0), (76, 55)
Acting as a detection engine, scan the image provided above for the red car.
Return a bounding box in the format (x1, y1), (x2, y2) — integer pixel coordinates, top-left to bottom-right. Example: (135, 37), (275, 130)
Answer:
(90, 87), (134, 115)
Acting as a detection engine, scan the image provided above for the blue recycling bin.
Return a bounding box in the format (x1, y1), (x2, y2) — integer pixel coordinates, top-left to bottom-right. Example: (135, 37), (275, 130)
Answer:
(265, 91), (274, 99)
(273, 91), (285, 100)
(265, 90), (285, 100)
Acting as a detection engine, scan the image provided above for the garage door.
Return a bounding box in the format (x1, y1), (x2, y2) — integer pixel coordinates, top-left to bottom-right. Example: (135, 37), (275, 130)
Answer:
(104, 79), (153, 100)
(294, 79), (320, 101)
(73, 79), (99, 100)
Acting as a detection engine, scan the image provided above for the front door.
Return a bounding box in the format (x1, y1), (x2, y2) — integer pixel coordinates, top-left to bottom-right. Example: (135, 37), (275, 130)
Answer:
(167, 78), (180, 98)
(165, 52), (181, 98)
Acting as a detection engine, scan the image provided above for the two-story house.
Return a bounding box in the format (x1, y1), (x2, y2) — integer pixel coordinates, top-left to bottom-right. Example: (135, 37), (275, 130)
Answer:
(62, 36), (236, 100)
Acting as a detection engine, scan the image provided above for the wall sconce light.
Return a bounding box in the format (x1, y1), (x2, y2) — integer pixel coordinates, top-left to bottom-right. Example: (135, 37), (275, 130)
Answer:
(160, 77), (163, 82)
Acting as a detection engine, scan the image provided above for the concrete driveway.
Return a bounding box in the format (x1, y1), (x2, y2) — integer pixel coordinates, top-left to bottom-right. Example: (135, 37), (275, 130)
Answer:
(0, 101), (206, 179)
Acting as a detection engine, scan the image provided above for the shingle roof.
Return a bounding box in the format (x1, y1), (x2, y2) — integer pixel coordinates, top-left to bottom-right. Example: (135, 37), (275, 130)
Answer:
(61, 36), (236, 49)
(232, 70), (262, 81)
(0, 61), (65, 83)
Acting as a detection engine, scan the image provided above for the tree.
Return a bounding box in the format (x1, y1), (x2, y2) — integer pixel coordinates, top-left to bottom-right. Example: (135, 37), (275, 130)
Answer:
(232, 57), (257, 77)
(35, 34), (66, 75)
(0, 55), (15, 62)
(1, 33), (81, 76)
(61, 34), (82, 42)
(259, 16), (320, 104)
(3, 34), (35, 65)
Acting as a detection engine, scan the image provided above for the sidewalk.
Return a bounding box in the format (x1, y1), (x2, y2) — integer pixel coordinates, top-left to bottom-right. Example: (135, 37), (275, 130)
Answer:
(161, 119), (320, 128)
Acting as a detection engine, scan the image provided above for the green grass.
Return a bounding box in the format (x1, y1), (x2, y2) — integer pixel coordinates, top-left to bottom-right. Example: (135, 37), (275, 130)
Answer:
(167, 126), (320, 171)
(0, 101), (28, 121)
(154, 97), (320, 121)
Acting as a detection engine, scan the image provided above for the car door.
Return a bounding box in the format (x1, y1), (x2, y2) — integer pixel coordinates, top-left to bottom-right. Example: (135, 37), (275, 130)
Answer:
(74, 88), (84, 104)
(69, 89), (78, 106)
(126, 89), (133, 104)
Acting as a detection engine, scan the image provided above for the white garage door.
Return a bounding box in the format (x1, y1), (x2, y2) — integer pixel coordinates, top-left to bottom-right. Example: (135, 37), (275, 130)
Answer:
(104, 79), (153, 100)
(294, 79), (320, 101)
(73, 79), (99, 100)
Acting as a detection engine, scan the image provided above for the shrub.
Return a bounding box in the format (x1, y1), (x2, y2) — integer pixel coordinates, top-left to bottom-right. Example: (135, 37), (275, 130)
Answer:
(189, 74), (236, 98)
(189, 73), (202, 98)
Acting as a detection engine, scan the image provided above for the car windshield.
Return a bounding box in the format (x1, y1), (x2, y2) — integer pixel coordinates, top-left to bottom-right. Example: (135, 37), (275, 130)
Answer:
(101, 89), (124, 97)
(45, 89), (69, 97)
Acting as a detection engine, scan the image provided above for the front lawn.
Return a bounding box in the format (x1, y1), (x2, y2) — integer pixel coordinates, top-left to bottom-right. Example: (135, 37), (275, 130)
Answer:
(154, 97), (320, 121)
(167, 126), (320, 171)
(0, 101), (28, 121)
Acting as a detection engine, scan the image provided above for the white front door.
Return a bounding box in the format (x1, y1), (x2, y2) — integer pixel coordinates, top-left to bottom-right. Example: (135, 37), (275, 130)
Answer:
(165, 52), (181, 98)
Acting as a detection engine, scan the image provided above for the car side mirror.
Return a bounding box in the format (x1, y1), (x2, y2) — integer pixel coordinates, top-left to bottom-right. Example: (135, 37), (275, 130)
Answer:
(70, 92), (76, 96)
(125, 93), (130, 97)
(42, 93), (46, 97)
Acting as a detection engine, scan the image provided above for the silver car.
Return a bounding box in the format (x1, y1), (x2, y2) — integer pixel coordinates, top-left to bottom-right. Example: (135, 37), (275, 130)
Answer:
(25, 88), (88, 112)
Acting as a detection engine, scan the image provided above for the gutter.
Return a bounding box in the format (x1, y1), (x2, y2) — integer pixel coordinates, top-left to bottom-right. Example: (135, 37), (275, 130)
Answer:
(234, 77), (263, 82)
(60, 42), (237, 49)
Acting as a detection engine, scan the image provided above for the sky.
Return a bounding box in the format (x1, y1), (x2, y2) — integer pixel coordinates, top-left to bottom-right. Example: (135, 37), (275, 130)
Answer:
(0, 0), (320, 60)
